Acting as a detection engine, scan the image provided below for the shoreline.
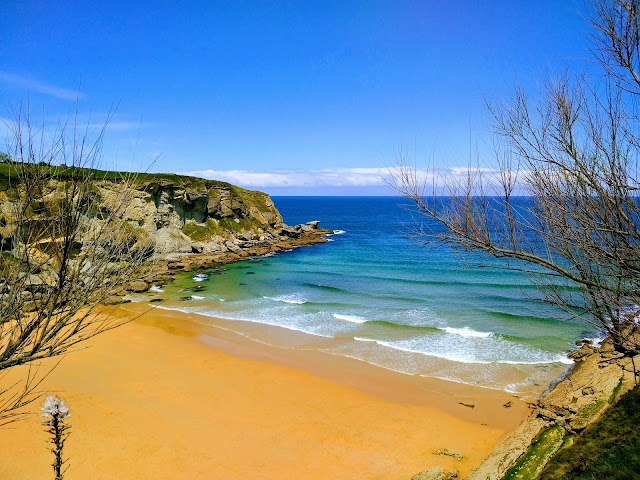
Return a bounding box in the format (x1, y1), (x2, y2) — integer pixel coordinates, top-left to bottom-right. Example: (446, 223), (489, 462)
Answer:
(127, 302), (531, 427)
(137, 290), (571, 400)
(0, 303), (530, 480)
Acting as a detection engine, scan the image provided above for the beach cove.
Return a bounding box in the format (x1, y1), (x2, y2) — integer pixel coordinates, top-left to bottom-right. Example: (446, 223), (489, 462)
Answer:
(0, 303), (529, 480)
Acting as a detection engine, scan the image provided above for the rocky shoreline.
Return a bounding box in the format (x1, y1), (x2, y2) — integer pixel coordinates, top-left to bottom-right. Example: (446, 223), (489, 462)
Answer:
(464, 337), (639, 480)
(408, 336), (639, 480)
(0, 170), (337, 305)
(114, 221), (334, 300)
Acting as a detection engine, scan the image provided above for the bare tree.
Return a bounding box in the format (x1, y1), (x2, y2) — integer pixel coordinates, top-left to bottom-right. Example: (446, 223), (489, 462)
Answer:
(0, 107), (154, 423)
(391, 0), (640, 357)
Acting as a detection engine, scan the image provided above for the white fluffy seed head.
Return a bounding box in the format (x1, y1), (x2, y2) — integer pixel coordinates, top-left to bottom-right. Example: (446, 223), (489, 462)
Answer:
(41, 395), (71, 419)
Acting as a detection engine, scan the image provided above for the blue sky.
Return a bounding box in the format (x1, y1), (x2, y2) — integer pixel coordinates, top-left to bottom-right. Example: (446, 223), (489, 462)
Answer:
(1, 1), (590, 195)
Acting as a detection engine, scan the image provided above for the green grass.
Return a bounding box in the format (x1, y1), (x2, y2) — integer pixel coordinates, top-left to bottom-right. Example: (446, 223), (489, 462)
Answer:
(219, 216), (260, 232)
(574, 399), (605, 425)
(182, 216), (264, 241)
(0, 159), (269, 202)
(182, 219), (224, 241)
(609, 378), (624, 404)
(538, 385), (640, 480)
(229, 185), (270, 212)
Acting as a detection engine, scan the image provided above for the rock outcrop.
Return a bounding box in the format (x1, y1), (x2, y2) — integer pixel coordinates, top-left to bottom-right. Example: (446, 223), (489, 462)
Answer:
(465, 336), (639, 480)
(91, 176), (291, 256)
(0, 171), (334, 295)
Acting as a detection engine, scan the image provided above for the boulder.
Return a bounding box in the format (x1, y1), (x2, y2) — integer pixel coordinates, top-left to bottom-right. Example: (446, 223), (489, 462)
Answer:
(127, 280), (149, 293)
(433, 448), (463, 460)
(411, 467), (445, 480)
(20, 274), (48, 293)
(154, 228), (192, 254)
(279, 226), (302, 238)
(207, 190), (234, 218)
(568, 344), (594, 360)
(102, 296), (131, 306)
(239, 230), (255, 241)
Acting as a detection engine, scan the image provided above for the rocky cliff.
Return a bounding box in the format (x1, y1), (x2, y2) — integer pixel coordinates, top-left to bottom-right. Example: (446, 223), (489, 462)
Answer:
(0, 167), (332, 282)
(92, 174), (325, 257)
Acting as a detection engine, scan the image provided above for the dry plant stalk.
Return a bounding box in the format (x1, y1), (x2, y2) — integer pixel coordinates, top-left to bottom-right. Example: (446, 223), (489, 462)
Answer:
(41, 395), (71, 480)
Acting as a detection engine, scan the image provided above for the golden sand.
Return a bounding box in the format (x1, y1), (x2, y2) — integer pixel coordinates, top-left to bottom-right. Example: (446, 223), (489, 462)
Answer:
(0, 304), (529, 479)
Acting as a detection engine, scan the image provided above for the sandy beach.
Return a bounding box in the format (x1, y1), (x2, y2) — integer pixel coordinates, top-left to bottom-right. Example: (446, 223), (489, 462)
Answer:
(0, 303), (530, 480)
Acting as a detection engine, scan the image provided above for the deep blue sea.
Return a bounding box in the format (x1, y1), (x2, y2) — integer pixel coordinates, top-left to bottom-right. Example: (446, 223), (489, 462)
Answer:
(148, 197), (598, 395)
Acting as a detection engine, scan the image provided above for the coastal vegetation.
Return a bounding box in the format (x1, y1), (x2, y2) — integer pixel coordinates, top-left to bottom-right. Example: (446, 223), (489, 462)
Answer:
(539, 384), (640, 479)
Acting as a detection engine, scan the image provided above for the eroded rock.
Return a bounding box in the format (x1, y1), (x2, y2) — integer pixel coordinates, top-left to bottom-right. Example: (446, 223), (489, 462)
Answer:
(411, 467), (445, 480)
(433, 448), (463, 460)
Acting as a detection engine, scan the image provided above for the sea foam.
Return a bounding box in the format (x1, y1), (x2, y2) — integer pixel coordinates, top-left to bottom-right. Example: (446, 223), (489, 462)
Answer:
(263, 295), (307, 305)
(441, 326), (492, 338)
(332, 313), (367, 324)
(353, 336), (377, 342)
(375, 340), (493, 364)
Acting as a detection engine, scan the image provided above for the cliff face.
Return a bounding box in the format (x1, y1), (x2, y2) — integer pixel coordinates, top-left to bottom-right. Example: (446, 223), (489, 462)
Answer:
(0, 170), (329, 263)
(94, 178), (288, 256)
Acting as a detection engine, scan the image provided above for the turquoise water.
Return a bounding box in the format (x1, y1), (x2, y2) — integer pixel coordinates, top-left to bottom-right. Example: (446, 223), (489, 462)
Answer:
(147, 197), (598, 395)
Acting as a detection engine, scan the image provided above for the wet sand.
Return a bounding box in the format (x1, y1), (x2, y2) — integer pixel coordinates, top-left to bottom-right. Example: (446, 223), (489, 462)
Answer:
(0, 303), (530, 479)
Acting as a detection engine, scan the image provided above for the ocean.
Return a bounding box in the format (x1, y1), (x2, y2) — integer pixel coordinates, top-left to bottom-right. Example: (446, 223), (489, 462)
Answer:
(145, 197), (597, 396)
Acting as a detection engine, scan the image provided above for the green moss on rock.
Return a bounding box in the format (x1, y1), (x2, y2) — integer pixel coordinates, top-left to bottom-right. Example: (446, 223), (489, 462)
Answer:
(539, 385), (640, 480)
(504, 426), (568, 480)
(182, 219), (223, 241)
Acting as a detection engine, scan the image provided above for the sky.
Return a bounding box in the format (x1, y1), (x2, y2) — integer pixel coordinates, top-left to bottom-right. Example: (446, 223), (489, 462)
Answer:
(1, 0), (592, 195)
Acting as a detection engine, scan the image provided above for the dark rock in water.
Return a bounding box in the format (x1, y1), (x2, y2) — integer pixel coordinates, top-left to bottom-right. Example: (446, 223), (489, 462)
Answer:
(181, 285), (205, 292)
(149, 298), (164, 303)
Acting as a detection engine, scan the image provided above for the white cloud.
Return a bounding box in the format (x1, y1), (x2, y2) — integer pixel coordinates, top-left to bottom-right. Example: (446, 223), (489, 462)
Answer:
(186, 166), (507, 187)
(180, 165), (522, 194)
(182, 167), (391, 188)
(0, 71), (85, 101)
